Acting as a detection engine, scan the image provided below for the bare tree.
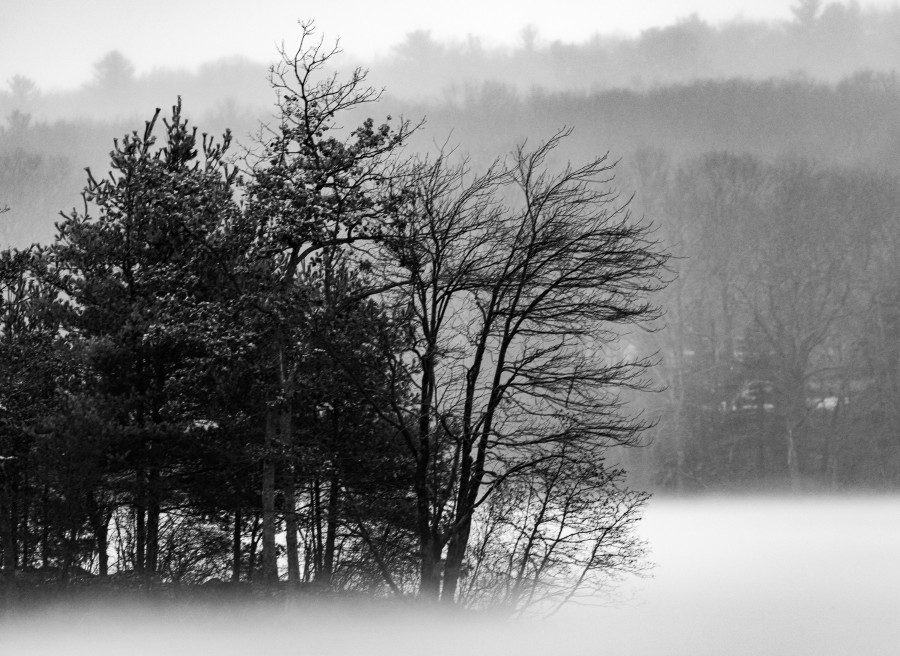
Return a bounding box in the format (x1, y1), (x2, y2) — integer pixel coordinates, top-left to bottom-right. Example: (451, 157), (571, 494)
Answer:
(458, 455), (648, 616)
(364, 131), (666, 604)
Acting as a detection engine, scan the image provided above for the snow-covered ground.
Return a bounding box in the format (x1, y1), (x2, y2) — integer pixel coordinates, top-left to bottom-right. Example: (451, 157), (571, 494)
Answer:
(3, 496), (899, 656)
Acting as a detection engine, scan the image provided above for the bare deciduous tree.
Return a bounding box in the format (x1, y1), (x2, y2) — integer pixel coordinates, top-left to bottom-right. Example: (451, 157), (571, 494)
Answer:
(459, 455), (648, 616)
(361, 131), (667, 605)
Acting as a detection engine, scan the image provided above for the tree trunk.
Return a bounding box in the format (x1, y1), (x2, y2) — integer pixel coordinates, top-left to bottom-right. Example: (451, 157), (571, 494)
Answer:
(784, 369), (805, 491)
(442, 516), (474, 604)
(231, 508), (242, 583)
(283, 468), (300, 585)
(145, 466), (160, 579)
(786, 427), (801, 490)
(135, 468), (146, 575)
(40, 484), (50, 568)
(309, 478), (323, 579)
(247, 513), (260, 582)
(415, 363), (441, 601)
(281, 406), (300, 585)
(98, 526), (109, 578)
(0, 482), (15, 582)
(414, 462), (441, 600)
(418, 538), (443, 601)
(59, 526), (78, 587)
(441, 436), (478, 604)
(261, 408), (279, 584)
(321, 473), (340, 587)
(89, 507), (109, 577)
(16, 475), (24, 568)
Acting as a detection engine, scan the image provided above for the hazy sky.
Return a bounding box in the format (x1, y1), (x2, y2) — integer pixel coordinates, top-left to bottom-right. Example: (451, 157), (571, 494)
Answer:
(2, 0), (898, 91)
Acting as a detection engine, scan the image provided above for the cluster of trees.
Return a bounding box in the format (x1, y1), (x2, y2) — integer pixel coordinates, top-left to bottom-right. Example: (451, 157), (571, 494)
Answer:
(623, 151), (900, 490)
(0, 28), (664, 613)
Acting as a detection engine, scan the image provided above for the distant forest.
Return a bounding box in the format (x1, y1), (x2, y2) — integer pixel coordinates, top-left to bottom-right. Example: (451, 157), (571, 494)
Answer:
(3, 3), (900, 505)
(5, 0), (900, 117)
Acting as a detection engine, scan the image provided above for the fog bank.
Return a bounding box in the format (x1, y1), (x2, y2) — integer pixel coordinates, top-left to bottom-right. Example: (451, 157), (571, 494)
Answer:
(4, 497), (897, 656)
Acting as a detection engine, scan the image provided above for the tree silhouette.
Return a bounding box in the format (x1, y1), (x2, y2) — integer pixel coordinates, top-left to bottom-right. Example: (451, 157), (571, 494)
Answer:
(92, 51), (135, 89)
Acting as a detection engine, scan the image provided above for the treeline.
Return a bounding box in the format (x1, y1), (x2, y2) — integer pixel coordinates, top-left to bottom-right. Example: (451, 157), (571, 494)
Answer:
(373, 0), (900, 98)
(0, 52), (271, 123)
(6, 1), (900, 120)
(620, 151), (900, 491)
(0, 30), (661, 610)
(402, 72), (900, 170)
(7, 71), (900, 248)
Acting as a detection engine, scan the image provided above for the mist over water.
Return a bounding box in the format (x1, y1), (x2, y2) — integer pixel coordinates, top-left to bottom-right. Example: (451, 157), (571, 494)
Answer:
(3, 497), (897, 656)
(558, 496), (900, 656)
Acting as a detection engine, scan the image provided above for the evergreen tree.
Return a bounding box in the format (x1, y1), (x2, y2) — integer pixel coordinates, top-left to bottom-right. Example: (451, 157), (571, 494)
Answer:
(52, 99), (241, 581)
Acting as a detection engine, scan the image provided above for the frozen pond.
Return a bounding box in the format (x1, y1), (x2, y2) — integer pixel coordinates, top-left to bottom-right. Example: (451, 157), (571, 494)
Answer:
(3, 496), (899, 655)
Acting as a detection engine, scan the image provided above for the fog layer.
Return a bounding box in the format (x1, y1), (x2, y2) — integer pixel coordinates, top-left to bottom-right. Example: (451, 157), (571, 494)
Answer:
(586, 496), (900, 655)
(3, 497), (897, 656)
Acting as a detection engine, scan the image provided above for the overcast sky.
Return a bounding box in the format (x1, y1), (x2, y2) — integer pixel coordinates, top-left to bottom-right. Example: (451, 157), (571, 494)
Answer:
(2, 0), (897, 91)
